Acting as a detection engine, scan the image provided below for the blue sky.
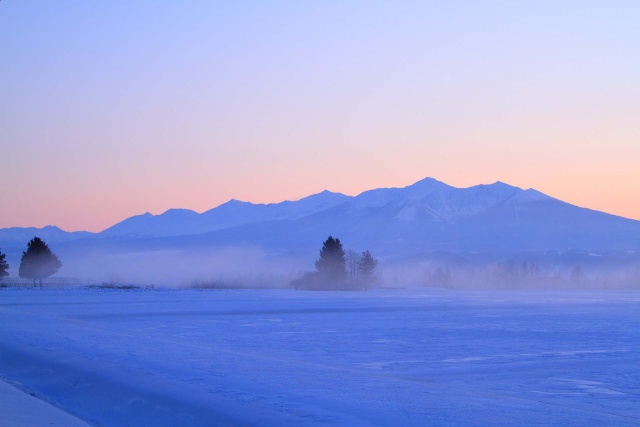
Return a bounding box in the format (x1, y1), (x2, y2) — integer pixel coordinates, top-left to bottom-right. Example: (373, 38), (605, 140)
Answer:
(1, 1), (639, 231)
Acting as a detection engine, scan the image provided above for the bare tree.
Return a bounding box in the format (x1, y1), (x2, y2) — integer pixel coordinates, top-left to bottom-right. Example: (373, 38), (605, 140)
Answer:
(346, 249), (361, 285)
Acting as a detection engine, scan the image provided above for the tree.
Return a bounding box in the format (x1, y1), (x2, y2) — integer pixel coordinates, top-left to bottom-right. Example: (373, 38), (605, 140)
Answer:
(314, 235), (347, 289)
(346, 249), (361, 285)
(19, 237), (62, 286)
(0, 248), (9, 280)
(357, 250), (378, 289)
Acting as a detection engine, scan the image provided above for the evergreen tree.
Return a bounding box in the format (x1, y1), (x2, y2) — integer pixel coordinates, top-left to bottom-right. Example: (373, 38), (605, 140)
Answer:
(358, 250), (378, 289)
(19, 237), (62, 286)
(315, 235), (347, 287)
(0, 249), (9, 280)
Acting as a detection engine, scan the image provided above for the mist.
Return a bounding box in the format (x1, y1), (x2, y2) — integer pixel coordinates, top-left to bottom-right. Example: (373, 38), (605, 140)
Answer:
(54, 246), (307, 289)
(381, 258), (640, 291)
(12, 243), (631, 291)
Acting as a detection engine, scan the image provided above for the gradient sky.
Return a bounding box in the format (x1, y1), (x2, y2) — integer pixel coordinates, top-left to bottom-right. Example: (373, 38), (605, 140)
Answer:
(1, 1), (639, 232)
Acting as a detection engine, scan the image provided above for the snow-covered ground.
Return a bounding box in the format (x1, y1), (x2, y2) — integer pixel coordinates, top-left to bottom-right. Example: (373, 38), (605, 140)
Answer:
(0, 288), (638, 426)
(0, 378), (91, 427)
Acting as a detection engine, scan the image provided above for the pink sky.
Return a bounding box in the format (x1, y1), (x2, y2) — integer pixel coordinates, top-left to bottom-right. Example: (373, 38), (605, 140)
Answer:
(1, 2), (639, 232)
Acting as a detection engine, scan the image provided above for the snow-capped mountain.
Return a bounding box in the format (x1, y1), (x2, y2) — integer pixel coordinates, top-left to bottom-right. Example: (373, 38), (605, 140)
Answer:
(99, 190), (352, 238)
(98, 177), (519, 239)
(85, 176), (637, 254)
(2, 177), (640, 281)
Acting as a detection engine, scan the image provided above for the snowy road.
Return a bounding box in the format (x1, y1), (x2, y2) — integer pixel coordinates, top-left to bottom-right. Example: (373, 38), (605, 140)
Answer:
(1, 288), (639, 426)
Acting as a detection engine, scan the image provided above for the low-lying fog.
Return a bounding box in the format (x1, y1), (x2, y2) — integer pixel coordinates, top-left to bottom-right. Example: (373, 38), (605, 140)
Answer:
(4, 246), (637, 290)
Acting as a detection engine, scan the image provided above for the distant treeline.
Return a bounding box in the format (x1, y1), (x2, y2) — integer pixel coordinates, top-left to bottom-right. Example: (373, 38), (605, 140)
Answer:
(382, 260), (640, 290)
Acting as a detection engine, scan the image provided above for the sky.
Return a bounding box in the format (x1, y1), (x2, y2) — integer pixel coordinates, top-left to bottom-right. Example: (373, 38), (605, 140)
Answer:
(1, 1), (639, 232)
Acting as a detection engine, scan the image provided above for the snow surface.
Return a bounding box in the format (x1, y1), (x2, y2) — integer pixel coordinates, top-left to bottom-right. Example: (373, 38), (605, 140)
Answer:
(0, 379), (91, 426)
(1, 288), (639, 426)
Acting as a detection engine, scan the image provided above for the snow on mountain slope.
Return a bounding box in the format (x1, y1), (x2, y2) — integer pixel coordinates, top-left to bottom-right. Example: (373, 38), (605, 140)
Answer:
(506, 188), (553, 203)
(97, 177), (458, 239)
(386, 182), (524, 223)
(3, 177), (640, 273)
(420, 182), (520, 221)
(200, 190), (351, 229)
(180, 183), (638, 256)
(93, 178), (559, 239)
(351, 177), (452, 209)
(100, 209), (201, 238)
(100, 191), (351, 238)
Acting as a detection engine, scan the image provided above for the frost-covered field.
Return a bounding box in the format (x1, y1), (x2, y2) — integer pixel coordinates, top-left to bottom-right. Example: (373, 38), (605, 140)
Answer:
(1, 288), (639, 426)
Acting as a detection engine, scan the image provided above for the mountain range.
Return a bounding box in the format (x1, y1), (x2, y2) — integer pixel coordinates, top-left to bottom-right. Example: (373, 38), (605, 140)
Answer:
(1, 177), (639, 285)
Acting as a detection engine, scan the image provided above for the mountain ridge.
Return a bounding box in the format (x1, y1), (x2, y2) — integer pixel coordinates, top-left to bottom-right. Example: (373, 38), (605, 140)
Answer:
(1, 176), (637, 242)
(96, 177), (558, 238)
(1, 177), (639, 283)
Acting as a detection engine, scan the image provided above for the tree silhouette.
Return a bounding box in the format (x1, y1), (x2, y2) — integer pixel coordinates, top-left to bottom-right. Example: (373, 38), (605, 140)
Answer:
(315, 235), (347, 288)
(358, 250), (378, 289)
(0, 248), (9, 280)
(346, 249), (360, 285)
(19, 237), (62, 286)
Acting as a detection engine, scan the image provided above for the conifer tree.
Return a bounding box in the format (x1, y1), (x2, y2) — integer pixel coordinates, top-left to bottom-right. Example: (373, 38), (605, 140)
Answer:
(315, 235), (347, 287)
(19, 237), (62, 286)
(0, 248), (9, 280)
(358, 250), (378, 289)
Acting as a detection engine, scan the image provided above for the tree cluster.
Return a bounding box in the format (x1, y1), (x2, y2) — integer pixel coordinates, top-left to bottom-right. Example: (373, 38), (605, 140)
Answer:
(292, 235), (378, 291)
(0, 237), (62, 286)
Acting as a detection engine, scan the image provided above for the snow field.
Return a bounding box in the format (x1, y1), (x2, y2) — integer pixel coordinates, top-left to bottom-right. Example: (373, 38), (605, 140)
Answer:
(0, 288), (639, 426)
(0, 378), (91, 427)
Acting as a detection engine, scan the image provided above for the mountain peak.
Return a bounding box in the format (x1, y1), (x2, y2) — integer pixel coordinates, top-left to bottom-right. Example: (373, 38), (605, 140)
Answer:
(219, 198), (253, 207)
(481, 181), (518, 189)
(297, 189), (348, 202)
(403, 176), (454, 198)
(160, 208), (199, 218)
(315, 189), (345, 196)
(413, 176), (448, 185)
